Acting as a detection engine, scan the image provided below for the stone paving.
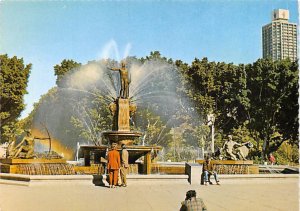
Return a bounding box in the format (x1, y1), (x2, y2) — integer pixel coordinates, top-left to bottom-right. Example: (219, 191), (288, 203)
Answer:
(0, 178), (298, 211)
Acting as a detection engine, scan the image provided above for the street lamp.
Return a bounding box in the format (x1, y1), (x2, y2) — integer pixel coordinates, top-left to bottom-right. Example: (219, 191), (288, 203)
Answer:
(207, 113), (215, 153)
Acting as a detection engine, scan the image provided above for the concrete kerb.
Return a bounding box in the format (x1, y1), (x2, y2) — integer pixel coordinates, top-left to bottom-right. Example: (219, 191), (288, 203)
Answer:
(0, 173), (190, 186)
(219, 174), (299, 179)
(0, 173), (93, 186)
(0, 172), (298, 186)
(0, 179), (29, 186)
(95, 173), (299, 186)
(93, 174), (190, 186)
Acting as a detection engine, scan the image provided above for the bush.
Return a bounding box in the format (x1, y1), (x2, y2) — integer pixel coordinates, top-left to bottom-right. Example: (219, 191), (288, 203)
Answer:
(273, 141), (299, 165)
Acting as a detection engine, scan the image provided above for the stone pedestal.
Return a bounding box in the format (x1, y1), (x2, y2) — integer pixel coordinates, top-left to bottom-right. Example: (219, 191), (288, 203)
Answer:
(144, 152), (151, 175)
(117, 98), (130, 131)
(185, 163), (202, 185)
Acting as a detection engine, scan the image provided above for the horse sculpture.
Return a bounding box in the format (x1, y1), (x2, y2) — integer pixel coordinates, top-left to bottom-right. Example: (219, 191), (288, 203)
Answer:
(213, 141), (253, 160)
(235, 141), (253, 160)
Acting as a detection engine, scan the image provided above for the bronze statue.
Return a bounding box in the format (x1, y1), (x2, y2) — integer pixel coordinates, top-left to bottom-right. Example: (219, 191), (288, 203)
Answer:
(222, 135), (242, 160)
(235, 141), (253, 160)
(220, 135), (253, 160)
(13, 130), (49, 159)
(13, 130), (36, 158)
(7, 138), (17, 158)
(109, 62), (130, 99)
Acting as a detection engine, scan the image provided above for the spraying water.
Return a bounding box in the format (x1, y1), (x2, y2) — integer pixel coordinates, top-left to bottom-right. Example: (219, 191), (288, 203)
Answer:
(31, 41), (203, 161)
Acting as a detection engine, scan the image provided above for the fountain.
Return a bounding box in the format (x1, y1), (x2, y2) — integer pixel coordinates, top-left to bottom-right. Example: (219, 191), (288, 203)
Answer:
(79, 61), (161, 174)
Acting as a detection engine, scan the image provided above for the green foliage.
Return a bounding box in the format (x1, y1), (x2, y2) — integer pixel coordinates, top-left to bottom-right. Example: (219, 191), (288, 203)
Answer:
(164, 128), (199, 162)
(70, 94), (112, 145)
(177, 58), (251, 133)
(274, 141), (299, 165)
(0, 54), (31, 142)
(247, 58), (299, 159)
(177, 57), (298, 161)
(20, 52), (298, 163)
(231, 121), (256, 145)
(135, 108), (172, 146)
(54, 59), (81, 87)
(1, 122), (24, 142)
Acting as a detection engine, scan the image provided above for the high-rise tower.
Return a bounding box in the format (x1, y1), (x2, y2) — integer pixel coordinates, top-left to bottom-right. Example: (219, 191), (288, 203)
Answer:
(262, 9), (297, 61)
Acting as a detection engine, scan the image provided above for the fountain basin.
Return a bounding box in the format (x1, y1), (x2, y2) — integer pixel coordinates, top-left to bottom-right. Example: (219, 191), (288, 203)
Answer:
(102, 131), (142, 146)
(80, 145), (161, 165)
(0, 158), (75, 175)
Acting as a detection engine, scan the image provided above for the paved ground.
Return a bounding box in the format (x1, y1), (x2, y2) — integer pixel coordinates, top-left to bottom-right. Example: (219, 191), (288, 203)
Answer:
(0, 178), (298, 211)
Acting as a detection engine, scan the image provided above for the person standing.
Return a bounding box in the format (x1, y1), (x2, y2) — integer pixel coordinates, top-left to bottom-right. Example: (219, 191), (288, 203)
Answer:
(120, 144), (129, 187)
(269, 153), (276, 165)
(180, 190), (207, 211)
(107, 143), (121, 188)
(203, 157), (220, 185)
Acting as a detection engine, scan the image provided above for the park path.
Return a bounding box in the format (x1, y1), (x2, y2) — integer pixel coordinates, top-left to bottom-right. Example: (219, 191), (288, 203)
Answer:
(0, 178), (298, 211)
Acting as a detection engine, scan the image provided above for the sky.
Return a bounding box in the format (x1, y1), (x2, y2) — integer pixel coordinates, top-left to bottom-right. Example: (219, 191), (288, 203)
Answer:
(0, 0), (298, 118)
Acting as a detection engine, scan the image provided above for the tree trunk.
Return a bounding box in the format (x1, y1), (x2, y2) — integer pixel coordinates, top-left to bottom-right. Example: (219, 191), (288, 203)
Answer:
(262, 137), (269, 161)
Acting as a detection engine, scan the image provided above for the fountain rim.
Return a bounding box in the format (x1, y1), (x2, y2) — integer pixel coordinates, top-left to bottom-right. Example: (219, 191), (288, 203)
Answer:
(102, 131), (143, 137)
(79, 145), (162, 151)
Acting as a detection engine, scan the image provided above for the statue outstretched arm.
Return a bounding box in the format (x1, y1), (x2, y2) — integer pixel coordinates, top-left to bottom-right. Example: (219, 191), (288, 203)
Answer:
(109, 67), (120, 71)
(34, 137), (50, 140)
(15, 138), (26, 149)
(235, 142), (243, 147)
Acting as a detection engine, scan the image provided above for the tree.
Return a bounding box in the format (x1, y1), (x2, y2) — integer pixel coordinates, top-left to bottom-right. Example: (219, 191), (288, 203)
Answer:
(176, 57), (298, 162)
(70, 93), (112, 145)
(135, 108), (172, 146)
(22, 54), (298, 162)
(54, 59), (81, 87)
(177, 58), (251, 142)
(247, 58), (298, 159)
(0, 54), (31, 142)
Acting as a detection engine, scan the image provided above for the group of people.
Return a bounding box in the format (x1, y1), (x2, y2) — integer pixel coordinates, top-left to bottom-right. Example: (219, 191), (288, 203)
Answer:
(107, 143), (129, 188)
(180, 157), (219, 210)
(181, 151), (277, 210)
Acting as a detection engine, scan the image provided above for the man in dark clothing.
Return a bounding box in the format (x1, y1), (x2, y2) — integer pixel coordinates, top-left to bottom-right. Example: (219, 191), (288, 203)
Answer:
(203, 157), (220, 185)
(180, 190), (207, 211)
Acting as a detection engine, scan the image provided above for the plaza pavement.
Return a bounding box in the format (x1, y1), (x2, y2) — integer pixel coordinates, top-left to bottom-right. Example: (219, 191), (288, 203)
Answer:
(0, 177), (298, 211)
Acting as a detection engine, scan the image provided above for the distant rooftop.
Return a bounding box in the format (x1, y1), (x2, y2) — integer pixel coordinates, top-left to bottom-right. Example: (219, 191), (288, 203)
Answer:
(272, 9), (289, 21)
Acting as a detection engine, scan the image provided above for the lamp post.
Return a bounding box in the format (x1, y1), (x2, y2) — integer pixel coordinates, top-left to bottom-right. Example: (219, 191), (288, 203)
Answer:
(207, 113), (215, 153)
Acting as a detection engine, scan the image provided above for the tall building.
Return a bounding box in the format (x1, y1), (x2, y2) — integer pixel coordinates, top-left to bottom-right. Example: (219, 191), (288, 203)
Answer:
(262, 9), (298, 61)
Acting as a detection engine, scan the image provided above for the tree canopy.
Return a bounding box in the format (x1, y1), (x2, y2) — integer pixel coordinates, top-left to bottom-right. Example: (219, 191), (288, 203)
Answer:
(0, 54), (31, 142)
(54, 59), (81, 87)
(177, 57), (298, 160)
(13, 52), (298, 162)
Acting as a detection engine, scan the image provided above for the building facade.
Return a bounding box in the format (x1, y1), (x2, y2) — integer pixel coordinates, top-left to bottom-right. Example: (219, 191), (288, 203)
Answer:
(262, 9), (297, 61)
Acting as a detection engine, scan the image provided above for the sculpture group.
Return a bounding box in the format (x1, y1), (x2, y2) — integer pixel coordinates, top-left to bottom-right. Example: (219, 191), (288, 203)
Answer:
(1, 130), (51, 159)
(214, 135), (253, 160)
